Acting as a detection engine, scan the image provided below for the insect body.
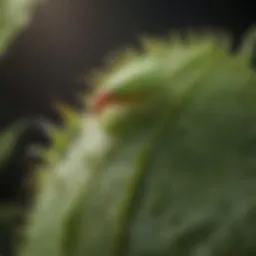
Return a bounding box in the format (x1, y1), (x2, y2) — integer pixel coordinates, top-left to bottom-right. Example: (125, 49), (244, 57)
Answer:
(91, 56), (168, 114)
(91, 40), (224, 115)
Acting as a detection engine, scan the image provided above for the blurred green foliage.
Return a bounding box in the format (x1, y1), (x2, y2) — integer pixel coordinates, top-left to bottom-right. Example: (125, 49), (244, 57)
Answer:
(0, 0), (40, 255)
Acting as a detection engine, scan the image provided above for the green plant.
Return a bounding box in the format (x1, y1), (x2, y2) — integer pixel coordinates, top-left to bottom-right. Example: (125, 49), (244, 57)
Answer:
(0, 121), (31, 170)
(1, 1), (256, 255)
(0, 0), (39, 58)
(0, 0), (40, 254)
(18, 29), (256, 256)
(0, 0), (39, 166)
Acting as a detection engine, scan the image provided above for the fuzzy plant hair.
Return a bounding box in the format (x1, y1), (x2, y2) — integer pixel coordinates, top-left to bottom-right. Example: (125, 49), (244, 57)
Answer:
(17, 28), (256, 256)
(1, 1), (256, 255)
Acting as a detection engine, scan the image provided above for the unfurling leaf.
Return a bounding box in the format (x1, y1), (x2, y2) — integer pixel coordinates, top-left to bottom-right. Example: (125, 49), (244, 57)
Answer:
(21, 29), (256, 256)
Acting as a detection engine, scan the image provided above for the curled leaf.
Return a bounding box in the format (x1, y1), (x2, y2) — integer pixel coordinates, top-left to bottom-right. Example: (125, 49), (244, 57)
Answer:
(21, 30), (256, 256)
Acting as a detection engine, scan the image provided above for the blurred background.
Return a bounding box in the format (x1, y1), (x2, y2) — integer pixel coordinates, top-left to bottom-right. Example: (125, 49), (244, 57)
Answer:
(0, 0), (254, 124)
(0, 0), (255, 255)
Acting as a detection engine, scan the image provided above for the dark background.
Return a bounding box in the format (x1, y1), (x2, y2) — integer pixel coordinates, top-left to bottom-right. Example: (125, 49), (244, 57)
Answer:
(0, 0), (254, 124)
(0, 0), (255, 254)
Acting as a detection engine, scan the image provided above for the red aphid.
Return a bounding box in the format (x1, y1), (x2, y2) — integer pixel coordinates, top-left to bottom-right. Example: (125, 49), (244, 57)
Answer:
(92, 92), (115, 114)
(92, 91), (144, 114)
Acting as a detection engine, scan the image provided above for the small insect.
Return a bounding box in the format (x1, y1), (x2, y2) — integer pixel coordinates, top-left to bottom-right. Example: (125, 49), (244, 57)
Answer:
(91, 56), (167, 114)
(91, 38), (222, 115)
(92, 91), (150, 114)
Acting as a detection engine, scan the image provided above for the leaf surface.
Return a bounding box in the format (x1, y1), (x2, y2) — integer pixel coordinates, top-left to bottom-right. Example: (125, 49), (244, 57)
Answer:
(21, 32), (256, 256)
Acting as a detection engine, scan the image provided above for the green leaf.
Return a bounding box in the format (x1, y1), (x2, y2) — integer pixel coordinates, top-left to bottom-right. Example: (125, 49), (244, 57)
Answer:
(0, 120), (30, 170)
(0, 0), (40, 57)
(0, 204), (21, 254)
(21, 31), (256, 256)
